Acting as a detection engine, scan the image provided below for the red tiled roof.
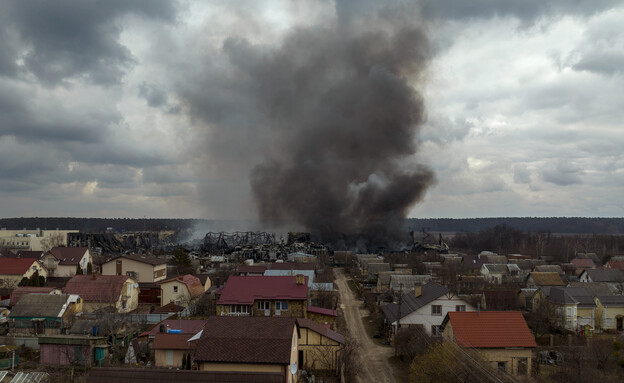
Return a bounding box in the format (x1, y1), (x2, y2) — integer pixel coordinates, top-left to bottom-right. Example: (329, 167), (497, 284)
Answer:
(0, 258), (39, 275)
(218, 276), (308, 305)
(88, 368), (285, 383)
(306, 306), (337, 317)
(152, 333), (193, 350)
(139, 319), (207, 337)
(446, 311), (536, 349)
(160, 274), (204, 298)
(49, 247), (89, 265)
(63, 274), (130, 302)
(195, 316), (297, 364)
(10, 286), (55, 306)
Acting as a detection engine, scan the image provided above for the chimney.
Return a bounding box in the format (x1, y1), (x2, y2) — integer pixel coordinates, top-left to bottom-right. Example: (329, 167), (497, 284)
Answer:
(92, 272), (97, 280)
(414, 283), (422, 298)
(295, 274), (305, 285)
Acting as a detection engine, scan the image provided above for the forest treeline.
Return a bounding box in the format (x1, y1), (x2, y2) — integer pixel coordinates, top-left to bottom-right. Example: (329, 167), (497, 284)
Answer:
(449, 224), (624, 262)
(1, 217), (624, 235)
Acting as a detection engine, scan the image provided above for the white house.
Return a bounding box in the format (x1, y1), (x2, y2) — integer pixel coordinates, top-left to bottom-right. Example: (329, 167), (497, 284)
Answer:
(480, 263), (521, 284)
(381, 281), (475, 336)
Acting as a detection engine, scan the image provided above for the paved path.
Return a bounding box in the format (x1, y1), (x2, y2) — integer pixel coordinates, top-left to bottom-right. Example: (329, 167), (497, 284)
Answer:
(335, 269), (396, 383)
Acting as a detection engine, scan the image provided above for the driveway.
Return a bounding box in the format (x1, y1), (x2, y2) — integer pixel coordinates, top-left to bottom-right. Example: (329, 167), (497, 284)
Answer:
(335, 269), (396, 383)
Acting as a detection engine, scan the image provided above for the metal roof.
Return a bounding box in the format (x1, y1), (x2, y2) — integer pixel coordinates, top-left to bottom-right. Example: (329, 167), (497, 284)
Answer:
(11, 372), (50, 383)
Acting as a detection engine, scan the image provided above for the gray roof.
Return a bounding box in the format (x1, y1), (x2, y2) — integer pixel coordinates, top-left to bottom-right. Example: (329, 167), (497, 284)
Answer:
(583, 269), (624, 282)
(520, 288), (538, 298)
(367, 263), (391, 275)
(548, 287), (596, 307)
(381, 282), (449, 323)
(487, 255), (508, 264)
(510, 259), (535, 270)
(534, 265), (564, 275)
(597, 295), (624, 307)
(9, 294), (71, 318)
(378, 271), (411, 286)
(482, 264), (510, 274)
(568, 282), (619, 296)
(389, 275), (431, 291)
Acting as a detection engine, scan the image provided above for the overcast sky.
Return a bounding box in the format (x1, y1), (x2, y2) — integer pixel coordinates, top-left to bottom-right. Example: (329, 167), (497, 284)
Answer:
(1, 0), (623, 220)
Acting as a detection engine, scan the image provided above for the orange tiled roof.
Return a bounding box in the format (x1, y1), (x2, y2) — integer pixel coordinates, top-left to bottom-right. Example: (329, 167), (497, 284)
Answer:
(447, 311), (536, 349)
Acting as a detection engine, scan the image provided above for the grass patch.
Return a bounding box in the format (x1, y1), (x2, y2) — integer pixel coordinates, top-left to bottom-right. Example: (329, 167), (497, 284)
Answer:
(362, 315), (390, 347)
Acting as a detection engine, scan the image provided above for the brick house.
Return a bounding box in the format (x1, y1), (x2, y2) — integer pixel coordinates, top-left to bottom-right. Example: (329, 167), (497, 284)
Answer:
(216, 275), (308, 317)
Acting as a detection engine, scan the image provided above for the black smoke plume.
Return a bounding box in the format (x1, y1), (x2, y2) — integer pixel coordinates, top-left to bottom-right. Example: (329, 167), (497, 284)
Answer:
(183, 7), (435, 248)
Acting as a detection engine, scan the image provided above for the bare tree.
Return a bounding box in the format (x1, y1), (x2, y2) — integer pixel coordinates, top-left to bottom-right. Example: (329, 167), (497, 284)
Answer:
(40, 233), (66, 253)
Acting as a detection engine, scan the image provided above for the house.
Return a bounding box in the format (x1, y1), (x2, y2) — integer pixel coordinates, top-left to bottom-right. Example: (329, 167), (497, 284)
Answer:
(296, 318), (344, 373)
(216, 276), (308, 318)
(441, 311), (536, 376)
(87, 368), (285, 383)
(269, 262), (316, 272)
(153, 333), (194, 368)
(40, 335), (108, 366)
(579, 269), (624, 284)
(461, 254), (489, 275)
(381, 282), (475, 337)
(366, 263), (392, 278)
(305, 306), (337, 328)
(518, 288), (538, 311)
(534, 265), (565, 278)
(389, 275), (432, 294)
(595, 295), (624, 331)
(101, 254), (167, 283)
(570, 258), (596, 275)
(138, 319), (207, 341)
(159, 274), (206, 308)
(63, 274), (138, 313)
(508, 259), (534, 280)
(546, 287), (596, 331)
(525, 272), (565, 288)
(480, 264), (520, 284)
(194, 316), (299, 383)
(9, 293), (82, 335)
(42, 247), (93, 277)
(9, 286), (60, 307)
(0, 258), (47, 287)
(480, 290), (519, 311)
(237, 264), (267, 276)
(605, 260), (624, 271)
(376, 271), (412, 293)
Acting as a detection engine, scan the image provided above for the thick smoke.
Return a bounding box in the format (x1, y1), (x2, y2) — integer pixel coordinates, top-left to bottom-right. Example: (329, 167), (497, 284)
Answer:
(183, 7), (435, 247)
(246, 25), (434, 245)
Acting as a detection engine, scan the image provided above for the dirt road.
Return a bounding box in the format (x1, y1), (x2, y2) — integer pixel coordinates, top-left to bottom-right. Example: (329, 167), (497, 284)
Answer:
(335, 269), (396, 383)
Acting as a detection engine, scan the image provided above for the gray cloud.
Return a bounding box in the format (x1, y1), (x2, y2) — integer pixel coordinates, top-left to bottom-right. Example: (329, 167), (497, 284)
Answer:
(1, 0), (178, 86)
(138, 82), (168, 108)
(541, 161), (585, 186)
(419, 0), (621, 22)
(514, 165), (532, 184)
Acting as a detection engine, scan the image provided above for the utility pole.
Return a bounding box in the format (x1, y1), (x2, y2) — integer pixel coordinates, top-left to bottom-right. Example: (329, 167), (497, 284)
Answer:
(395, 283), (402, 357)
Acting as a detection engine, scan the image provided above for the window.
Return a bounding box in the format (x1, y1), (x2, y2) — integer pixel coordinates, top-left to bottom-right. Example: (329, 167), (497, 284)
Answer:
(228, 305), (250, 315)
(276, 301), (289, 311)
(455, 305), (466, 312)
(257, 301), (270, 310)
(154, 271), (158, 279)
(517, 358), (528, 375)
(122, 300), (127, 310)
(431, 325), (441, 337)
(497, 361), (507, 372)
(431, 305), (442, 316)
(173, 286), (178, 293)
(566, 307), (572, 317)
